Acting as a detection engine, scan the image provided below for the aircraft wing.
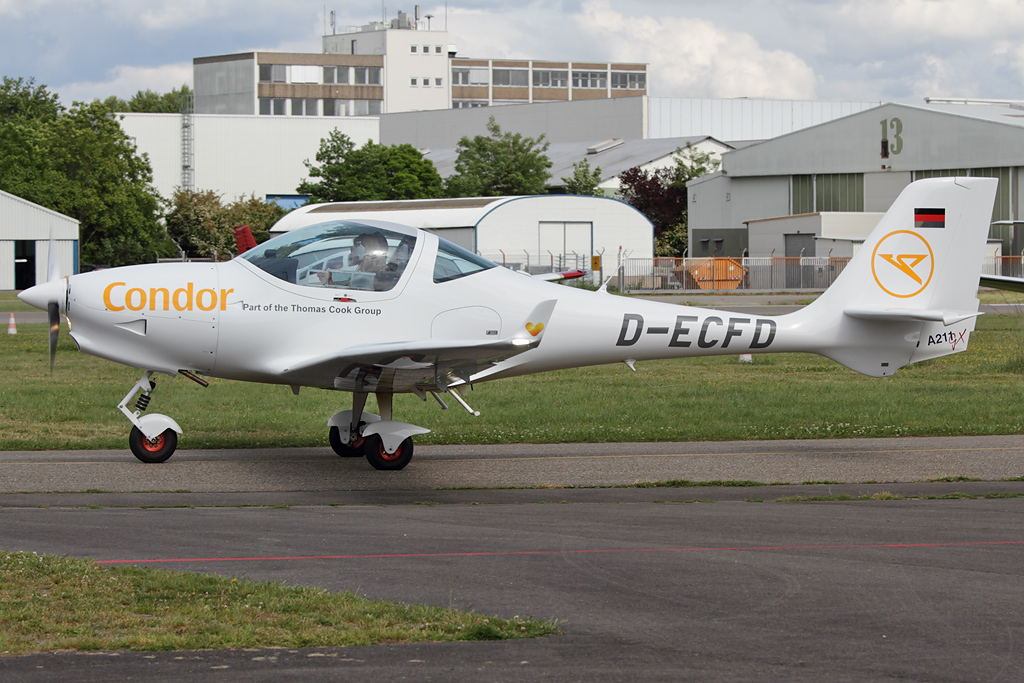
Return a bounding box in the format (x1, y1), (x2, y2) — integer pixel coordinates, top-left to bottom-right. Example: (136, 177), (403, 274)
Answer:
(277, 300), (557, 392)
(980, 274), (1024, 293)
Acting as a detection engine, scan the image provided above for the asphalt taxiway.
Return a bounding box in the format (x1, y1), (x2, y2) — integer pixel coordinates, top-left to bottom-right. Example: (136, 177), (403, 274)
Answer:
(2, 436), (1024, 681)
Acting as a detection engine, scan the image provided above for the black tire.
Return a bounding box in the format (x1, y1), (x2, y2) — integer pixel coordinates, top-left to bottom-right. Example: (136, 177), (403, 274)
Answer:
(329, 425), (363, 457)
(129, 426), (177, 463)
(364, 434), (414, 471)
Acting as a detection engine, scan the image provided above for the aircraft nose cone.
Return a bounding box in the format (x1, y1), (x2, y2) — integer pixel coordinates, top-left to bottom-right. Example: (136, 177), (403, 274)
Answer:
(18, 278), (67, 312)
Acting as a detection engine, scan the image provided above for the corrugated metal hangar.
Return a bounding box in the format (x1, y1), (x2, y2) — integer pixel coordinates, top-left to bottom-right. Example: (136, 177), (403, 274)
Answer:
(269, 195), (654, 278)
(0, 190), (79, 290)
(688, 101), (1024, 258)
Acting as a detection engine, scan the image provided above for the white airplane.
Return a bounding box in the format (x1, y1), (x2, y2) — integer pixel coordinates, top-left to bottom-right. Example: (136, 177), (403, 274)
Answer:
(19, 177), (996, 470)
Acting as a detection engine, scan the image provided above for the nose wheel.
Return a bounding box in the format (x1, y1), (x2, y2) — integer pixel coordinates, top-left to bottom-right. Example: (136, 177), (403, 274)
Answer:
(118, 370), (184, 464)
(129, 426), (178, 463)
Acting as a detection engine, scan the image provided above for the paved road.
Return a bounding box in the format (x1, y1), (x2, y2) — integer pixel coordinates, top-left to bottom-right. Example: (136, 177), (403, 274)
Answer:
(2, 437), (1024, 681)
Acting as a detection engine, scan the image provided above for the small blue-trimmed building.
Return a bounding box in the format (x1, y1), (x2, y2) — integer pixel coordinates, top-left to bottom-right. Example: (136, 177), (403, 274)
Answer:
(0, 190), (79, 290)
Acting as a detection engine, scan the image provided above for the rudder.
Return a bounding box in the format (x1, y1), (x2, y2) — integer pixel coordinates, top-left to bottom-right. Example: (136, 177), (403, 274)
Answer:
(802, 177), (996, 375)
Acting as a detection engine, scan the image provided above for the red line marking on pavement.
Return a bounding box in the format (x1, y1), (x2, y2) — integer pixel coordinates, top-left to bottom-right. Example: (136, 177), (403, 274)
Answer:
(95, 540), (1024, 565)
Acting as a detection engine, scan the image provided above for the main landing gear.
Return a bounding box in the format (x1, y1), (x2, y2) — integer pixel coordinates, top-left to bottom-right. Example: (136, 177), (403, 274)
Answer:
(328, 391), (430, 470)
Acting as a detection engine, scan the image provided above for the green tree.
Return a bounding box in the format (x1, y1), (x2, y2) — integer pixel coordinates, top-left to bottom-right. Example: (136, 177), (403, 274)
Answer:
(0, 80), (174, 267)
(166, 190), (287, 259)
(297, 130), (443, 202)
(0, 76), (61, 121)
(561, 158), (604, 196)
(444, 117), (551, 197)
(618, 143), (721, 257)
(223, 194), (287, 245)
(97, 85), (193, 113)
(165, 189), (229, 259)
(46, 101), (173, 266)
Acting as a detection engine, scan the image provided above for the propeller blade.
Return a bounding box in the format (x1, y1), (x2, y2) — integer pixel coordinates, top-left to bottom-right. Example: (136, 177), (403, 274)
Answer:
(48, 301), (59, 372)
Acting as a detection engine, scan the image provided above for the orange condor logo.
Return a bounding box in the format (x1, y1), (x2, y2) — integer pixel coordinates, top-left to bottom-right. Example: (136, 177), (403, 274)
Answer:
(103, 282), (235, 312)
(871, 231), (934, 298)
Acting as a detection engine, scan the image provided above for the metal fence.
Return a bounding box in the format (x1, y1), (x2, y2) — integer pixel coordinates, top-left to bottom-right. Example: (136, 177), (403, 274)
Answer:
(614, 256), (853, 292)
(481, 252), (594, 278)
(610, 255), (1008, 293)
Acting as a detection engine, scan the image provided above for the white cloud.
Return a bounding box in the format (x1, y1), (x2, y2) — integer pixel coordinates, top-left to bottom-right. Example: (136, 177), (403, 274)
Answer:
(55, 63), (193, 105)
(575, 1), (817, 99)
(832, 0), (1024, 42)
(443, 1), (818, 99)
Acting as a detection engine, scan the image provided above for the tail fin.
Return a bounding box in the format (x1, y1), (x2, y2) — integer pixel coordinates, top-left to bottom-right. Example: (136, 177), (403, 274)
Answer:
(802, 177), (996, 376)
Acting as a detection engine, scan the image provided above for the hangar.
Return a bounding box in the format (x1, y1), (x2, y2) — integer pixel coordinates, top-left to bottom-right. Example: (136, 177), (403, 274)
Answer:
(0, 190), (79, 290)
(268, 194), (654, 281)
(688, 101), (1024, 260)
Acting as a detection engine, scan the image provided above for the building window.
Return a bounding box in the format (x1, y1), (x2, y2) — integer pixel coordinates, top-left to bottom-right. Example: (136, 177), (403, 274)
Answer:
(354, 66), (382, 85)
(435, 45), (443, 54)
(291, 65), (319, 84)
(258, 64), (287, 83)
(411, 45), (417, 53)
(611, 72), (646, 90)
(453, 100), (488, 108)
(423, 45), (429, 53)
(258, 98), (287, 115)
(323, 99), (346, 116)
(452, 67), (489, 86)
(792, 174), (864, 213)
(291, 98), (318, 116)
(435, 77), (443, 87)
(533, 70), (568, 88)
(493, 69), (529, 87)
(572, 71), (607, 89)
(324, 66), (350, 84)
(411, 78), (418, 86)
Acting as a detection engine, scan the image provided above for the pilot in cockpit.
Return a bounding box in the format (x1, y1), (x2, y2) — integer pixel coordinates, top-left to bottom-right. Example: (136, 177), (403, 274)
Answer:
(317, 232), (390, 289)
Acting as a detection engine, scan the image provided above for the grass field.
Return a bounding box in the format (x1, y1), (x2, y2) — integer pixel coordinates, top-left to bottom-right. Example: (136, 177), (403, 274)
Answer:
(0, 551), (558, 655)
(3, 310), (1024, 451)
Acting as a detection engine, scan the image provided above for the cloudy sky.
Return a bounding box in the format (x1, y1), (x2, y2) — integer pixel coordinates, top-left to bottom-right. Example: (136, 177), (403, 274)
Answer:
(3, 0), (1024, 105)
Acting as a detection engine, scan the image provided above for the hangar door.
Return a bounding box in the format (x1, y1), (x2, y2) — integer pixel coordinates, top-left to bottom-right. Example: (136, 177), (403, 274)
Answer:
(784, 233), (815, 289)
(538, 222), (592, 271)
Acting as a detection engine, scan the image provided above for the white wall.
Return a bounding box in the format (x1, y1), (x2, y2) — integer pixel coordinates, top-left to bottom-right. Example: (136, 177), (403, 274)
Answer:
(120, 113), (380, 201)
(648, 97), (882, 142)
(0, 191), (79, 288)
(476, 196), (653, 262)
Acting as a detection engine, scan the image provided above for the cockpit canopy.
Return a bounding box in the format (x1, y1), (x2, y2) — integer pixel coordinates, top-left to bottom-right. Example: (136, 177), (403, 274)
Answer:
(241, 221), (416, 291)
(240, 219), (497, 290)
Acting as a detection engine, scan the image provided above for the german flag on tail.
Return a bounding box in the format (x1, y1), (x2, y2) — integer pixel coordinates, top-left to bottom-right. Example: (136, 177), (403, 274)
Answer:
(914, 208), (945, 228)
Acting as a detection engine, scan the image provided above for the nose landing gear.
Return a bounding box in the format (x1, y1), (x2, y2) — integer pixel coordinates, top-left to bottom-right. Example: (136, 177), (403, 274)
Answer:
(118, 371), (183, 463)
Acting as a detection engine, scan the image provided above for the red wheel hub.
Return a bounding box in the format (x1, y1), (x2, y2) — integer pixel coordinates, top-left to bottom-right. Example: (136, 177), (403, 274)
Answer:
(379, 442), (403, 461)
(142, 433), (165, 452)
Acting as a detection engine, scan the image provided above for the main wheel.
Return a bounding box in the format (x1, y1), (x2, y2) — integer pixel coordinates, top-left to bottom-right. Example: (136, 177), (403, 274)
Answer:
(329, 425), (364, 457)
(129, 426), (178, 463)
(364, 434), (414, 471)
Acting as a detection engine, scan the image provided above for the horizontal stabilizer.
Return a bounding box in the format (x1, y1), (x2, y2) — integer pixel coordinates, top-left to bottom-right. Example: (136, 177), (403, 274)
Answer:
(844, 307), (980, 326)
(980, 273), (1024, 293)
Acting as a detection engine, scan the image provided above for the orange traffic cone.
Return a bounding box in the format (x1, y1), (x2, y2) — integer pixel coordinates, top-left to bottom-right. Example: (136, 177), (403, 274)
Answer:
(7, 313), (16, 335)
